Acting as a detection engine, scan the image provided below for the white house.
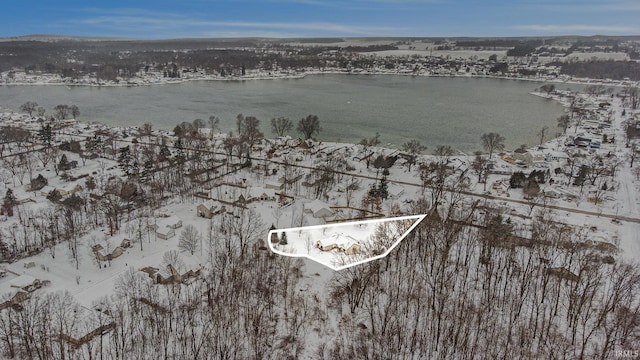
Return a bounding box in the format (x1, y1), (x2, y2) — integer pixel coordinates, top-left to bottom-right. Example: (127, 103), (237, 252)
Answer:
(387, 183), (405, 200)
(543, 188), (564, 199)
(40, 186), (55, 197)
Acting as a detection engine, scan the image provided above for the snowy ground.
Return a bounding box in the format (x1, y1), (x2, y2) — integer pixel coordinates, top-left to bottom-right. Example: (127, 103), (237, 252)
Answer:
(270, 215), (424, 270)
(0, 83), (637, 318)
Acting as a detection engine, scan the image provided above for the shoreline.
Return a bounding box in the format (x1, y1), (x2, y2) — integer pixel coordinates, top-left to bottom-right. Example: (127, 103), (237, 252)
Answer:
(0, 74), (573, 154)
(1, 69), (637, 89)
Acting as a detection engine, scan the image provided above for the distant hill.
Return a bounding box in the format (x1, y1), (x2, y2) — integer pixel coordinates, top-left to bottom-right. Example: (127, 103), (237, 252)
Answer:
(0, 34), (132, 42)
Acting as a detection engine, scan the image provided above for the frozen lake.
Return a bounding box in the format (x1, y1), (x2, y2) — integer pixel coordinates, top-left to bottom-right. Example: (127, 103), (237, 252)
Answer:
(0, 75), (566, 152)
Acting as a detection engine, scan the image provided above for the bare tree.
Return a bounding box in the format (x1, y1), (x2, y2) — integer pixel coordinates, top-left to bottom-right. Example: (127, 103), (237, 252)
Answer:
(1, 126), (31, 146)
(35, 146), (58, 170)
(208, 115), (220, 138)
(628, 144), (638, 168)
(480, 132), (505, 159)
(271, 117), (293, 137)
(402, 140), (426, 171)
(70, 105), (80, 119)
(21, 153), (36, 186)
(433, 145), (454, 157)
(360, 132), (381, 148)
(537, 125), (549, 145)
(53, 104), (70, 120)
(179, 224), (202, 255)
(19, 101), (38, 117)
(138, 122), (153, 140)
(161, 250), (185, 273)
(471, 151), (493, 191)
(344, 177), (360, 207)
(585, 154), (609, 186)
(297, 115), (321, 140)
(192, 118), (207, 129)
(627, 87), (639, 109)
(225, 208), (265, 259)
(240, 116), (263, 145)
(2, 156), (23, 186)
(557, 114), (571, 134)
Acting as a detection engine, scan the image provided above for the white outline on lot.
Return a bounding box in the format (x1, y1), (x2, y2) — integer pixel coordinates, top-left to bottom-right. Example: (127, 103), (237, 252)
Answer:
(268, 214), (426, 271)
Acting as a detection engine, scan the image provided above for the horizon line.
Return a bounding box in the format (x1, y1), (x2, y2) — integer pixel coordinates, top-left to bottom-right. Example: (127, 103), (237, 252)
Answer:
(3, 33), (640, 42)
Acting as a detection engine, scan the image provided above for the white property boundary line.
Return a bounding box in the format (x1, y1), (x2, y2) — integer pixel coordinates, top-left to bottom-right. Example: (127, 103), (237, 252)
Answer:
(267, 214), (426, 271)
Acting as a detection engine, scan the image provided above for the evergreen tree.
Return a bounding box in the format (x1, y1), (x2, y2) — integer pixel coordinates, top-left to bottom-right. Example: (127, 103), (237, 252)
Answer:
(60, 171), (70, 182)
(57, 154), (71, 171)
(279, 232), (288, 245)
(85, 176), (96, 191)
(159, 143), (171, 162)
(30, 174), (48, 191)
(3, 189), (16, 208)
(528, 169), (546, 184)
(117, 146), (133, 176)
(85, 135), (103, 156)
(38, 123), (53, 147)
(379, 176), (389, 200)
(574, 165), (588, 189)
(368, 176), (389, 200)
(140, 160), (154, 183)
(269, 225), (279, 244)
(509, 171), (527, 188)
(174, 138), (186, 163)
(46, 189), (62, 203)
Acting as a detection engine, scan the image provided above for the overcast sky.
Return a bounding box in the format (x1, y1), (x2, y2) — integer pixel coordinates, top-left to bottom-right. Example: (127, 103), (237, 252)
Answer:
(3, 0), (640, 39)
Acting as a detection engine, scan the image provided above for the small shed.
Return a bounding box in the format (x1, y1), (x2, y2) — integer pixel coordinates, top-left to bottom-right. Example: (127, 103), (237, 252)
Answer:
(59, 184), (83, 196)
(159, 216), (182, 230)
(156, 227), (175, 240)
(196, 203), (215, 219)
(265, 182), (284, 191)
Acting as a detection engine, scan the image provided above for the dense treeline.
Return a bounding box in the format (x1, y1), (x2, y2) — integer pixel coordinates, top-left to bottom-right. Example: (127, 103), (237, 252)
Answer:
(0, 39), (297, 76)
(551, 60), (640, 81)
(342, 45), (398, 52)
(507, 42), (542, 57)
(0, 201), (637, 358)
(456, 39), (544, 49)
